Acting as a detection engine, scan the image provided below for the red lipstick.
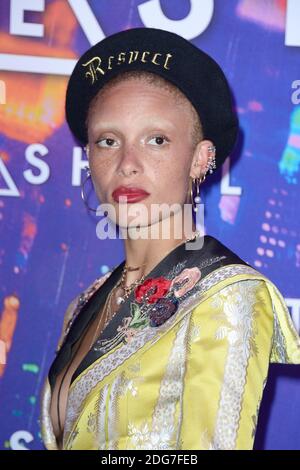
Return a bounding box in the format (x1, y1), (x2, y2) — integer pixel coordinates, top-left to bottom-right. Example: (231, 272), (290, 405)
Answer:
(112, 186), (150, 203)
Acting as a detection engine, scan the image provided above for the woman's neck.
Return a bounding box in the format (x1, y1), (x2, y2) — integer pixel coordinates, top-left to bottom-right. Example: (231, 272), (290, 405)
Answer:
(120, 215), (197, 287)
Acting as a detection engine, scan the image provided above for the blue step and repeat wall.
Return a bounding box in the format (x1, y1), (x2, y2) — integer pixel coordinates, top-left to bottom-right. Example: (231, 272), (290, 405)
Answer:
(0, 0), (299, 450)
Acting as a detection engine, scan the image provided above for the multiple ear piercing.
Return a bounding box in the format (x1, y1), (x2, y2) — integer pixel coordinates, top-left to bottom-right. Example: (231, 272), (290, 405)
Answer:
(193, 145), (217, 174)
(191, 145), (216, 212)
(81, 144), (217, 213)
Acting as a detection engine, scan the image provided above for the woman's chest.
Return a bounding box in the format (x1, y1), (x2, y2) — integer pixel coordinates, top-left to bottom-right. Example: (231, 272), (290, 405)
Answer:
(49, 309), (106, 445)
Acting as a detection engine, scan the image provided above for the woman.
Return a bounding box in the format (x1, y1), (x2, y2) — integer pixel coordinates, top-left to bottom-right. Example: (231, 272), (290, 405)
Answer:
(40, 27), (300, 450)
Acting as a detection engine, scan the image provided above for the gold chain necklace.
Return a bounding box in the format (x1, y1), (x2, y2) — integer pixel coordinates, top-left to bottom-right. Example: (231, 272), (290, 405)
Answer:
(87, 267), (146, 350)
(116, 230), (201, 304)
(88, 230), (201, 350)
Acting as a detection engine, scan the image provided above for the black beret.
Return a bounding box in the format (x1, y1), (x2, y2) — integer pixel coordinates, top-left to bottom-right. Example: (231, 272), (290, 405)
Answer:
(65, 27), (239, 171)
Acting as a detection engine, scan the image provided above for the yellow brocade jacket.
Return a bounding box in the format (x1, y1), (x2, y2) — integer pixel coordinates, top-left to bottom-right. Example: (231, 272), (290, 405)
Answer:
(40, 235), (300, 450)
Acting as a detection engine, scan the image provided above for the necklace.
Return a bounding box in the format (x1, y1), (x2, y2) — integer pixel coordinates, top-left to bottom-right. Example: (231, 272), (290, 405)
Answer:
(88, 284), (117, 350)
(88, 229), (201, 350)
(116, 230), (201, 305)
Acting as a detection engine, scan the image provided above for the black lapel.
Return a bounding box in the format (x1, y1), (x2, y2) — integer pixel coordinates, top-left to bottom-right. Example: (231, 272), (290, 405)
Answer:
(48, 234), (251, 391)
(48, 259), (125, 390)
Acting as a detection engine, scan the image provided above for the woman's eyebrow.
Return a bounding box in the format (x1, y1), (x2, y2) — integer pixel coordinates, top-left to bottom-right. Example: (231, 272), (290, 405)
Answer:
(92, 120), (176, 133)
(92, 124), (121, 134)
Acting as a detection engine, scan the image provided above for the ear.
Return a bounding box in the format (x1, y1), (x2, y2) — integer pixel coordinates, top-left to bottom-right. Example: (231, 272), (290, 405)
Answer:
(189, 139), (215, 179)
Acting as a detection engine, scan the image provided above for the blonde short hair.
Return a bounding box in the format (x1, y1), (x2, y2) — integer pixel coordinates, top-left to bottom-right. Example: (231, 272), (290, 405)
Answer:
(86, 69), (203, 149)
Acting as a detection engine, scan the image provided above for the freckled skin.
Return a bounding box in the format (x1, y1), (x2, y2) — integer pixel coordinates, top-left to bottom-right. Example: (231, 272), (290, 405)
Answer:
(85, 79), (213, 229)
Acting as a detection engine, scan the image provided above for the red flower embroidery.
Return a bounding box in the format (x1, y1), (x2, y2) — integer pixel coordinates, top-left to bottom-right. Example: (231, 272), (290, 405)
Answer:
(134, 277), (172, 304)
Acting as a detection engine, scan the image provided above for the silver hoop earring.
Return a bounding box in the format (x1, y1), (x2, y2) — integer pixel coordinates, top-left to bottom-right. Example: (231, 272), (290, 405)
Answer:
(80, 166), (98, 212)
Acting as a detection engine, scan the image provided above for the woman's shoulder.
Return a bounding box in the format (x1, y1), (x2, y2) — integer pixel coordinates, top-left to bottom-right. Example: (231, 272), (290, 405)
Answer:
(56, 270), (113, 352)
(190, 236), (300, 365)
(203, 264), (300, 365)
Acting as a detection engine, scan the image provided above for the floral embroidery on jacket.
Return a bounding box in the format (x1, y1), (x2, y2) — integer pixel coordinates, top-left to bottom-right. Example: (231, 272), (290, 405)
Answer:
(127, 420), (176, 450)
(114, 267), (202, 344)
(211, 282), (259, 358)
(59, 256), (226, 358)
(171, 267), (202, 297)
(135, 276), (172, 303)
(119, 362), (145, 397)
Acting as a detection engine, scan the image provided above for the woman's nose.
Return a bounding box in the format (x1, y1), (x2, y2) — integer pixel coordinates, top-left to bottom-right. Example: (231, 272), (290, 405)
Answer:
(117, 142), (143, 176)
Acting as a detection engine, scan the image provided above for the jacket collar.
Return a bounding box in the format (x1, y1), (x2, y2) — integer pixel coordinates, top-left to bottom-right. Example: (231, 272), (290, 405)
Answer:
(48, 234), (251, 390)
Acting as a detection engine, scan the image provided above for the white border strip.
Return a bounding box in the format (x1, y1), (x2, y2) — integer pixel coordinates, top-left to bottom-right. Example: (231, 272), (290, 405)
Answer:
(0, 54), (76, 75)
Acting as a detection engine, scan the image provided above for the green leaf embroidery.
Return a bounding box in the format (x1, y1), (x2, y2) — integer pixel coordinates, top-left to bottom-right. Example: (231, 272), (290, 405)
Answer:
(129, 303), (149, 329)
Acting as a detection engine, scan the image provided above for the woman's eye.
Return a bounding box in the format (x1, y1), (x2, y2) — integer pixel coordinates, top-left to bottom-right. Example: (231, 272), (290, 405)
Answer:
(95, 135), (169, 148)
(96, 138), (118, 148)
(148, 135), (169, 146)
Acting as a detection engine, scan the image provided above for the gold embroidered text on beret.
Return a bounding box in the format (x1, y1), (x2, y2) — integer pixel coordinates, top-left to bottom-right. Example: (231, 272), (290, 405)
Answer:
(65, 27), (239, 170)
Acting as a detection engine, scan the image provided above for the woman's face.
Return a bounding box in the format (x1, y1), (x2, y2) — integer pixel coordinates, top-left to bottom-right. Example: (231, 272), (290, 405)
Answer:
(86, 78), (209, 229)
